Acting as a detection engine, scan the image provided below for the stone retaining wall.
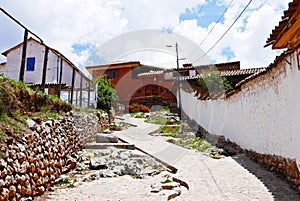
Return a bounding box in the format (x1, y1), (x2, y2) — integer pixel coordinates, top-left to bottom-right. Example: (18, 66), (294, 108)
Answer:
(0, 111), (105, 200)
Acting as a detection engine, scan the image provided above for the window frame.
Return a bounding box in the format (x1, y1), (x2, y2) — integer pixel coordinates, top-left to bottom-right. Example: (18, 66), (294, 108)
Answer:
(26, 57), (35, 71)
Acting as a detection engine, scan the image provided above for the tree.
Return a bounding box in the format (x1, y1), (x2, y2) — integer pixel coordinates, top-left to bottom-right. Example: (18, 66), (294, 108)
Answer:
(198, 67), (233, 92)
(95, 75), (118, 114)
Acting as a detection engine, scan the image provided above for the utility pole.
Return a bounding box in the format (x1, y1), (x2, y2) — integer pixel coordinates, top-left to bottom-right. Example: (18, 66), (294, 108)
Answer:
(175, 42), (182, 120)
(166, 42), (182, 120)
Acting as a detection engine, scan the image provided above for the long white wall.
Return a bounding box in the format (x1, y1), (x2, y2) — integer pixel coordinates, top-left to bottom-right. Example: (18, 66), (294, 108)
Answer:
(181, 50), (300, 169)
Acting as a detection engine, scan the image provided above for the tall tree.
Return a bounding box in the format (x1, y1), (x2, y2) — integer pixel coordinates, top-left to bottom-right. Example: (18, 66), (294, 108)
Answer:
(95, 75), (118, 114)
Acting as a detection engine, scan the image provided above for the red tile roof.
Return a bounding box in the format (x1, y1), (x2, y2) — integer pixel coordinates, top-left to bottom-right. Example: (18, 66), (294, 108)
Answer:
(235, 49), (293, 88)
(265, 0), (300, 48)
(221, 68), (266, 77)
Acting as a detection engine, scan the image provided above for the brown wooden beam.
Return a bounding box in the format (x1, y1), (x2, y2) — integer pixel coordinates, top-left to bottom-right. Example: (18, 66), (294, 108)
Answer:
(19, 29), (28, 82)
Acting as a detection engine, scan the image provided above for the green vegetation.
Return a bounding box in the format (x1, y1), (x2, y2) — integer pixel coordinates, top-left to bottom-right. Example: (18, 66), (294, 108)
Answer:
(56, 178), (71, 186)
(167, 136), (213, 152)
(198, 67), (233, 92)
(161, 179), (172, 184)
(0, 111), (8, 123)
(130, 112), (144, 118)
(161, 107), (170, 113)
(56, 178), (77, 188)
(158, 125), (180, 136)
(95, 75), (118, 114)
(0, 74), (72, 138)
(145, 116), (170, 125)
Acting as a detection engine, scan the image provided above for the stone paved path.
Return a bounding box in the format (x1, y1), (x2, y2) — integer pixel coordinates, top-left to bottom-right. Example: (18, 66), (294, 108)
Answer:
(38, 115), (300, 201)
(114, 115), (300, 201)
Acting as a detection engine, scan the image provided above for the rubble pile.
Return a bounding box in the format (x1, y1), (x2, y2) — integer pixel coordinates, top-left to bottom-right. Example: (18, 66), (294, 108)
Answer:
(71, 147), (167, 182)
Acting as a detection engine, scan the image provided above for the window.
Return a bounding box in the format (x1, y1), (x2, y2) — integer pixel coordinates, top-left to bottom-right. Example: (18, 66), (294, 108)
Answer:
(26, 57), (35, 71)
(106, 69), (118, 78)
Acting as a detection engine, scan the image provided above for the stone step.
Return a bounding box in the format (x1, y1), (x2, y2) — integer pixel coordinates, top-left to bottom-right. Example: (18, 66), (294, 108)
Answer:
(84, 142), (135, 150)
(96, 133), (118, 143)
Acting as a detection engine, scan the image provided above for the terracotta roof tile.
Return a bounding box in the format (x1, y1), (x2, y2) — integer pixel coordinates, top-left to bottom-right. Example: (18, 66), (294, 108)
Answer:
(235, 50), (293, 88)
(137, 70), (164, 77)
(265, 0), (299, 47)
(221, 68), (266, 77)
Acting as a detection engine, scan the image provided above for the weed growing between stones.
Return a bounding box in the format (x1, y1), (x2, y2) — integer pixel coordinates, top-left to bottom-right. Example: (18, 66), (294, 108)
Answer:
(167, 136), (213, 152)
(55, 178), (77, 188)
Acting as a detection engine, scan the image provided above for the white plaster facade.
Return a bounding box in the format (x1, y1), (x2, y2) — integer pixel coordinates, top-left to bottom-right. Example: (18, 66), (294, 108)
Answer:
(0, 38), (95, 108)
(180, 50), (300, 169)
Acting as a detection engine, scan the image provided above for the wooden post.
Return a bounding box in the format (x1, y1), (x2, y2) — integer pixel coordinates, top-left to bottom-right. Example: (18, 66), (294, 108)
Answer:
(70, 68), (76, 104)
(76, 90), (78, 105)
(41, 46), (49, 93)
(58, 57), (63, 98)
(19, 29), (28, 82)
(87, 80), (91, 108)
(79, 76), (83, 107)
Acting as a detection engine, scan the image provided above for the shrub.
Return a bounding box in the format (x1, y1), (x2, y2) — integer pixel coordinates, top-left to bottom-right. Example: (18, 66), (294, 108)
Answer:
(198, 67), (233, 92)
(128, 103), (150, 113)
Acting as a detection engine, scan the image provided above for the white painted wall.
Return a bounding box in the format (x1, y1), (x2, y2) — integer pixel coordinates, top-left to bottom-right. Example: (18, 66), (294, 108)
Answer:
(180, 50), (300, 169)
(0, 39), (94, 108)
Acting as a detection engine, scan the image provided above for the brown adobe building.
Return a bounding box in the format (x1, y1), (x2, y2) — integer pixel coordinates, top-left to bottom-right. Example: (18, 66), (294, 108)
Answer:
(86, 61), (177, 109)
(86, 60), (265, 111)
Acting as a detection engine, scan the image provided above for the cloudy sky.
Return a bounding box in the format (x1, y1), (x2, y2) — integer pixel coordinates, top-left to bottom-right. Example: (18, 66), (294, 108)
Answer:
(0, 0), (290, 70)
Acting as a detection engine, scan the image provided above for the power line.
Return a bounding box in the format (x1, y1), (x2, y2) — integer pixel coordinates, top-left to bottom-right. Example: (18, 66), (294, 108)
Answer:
(198, 0), (234, 47)
(192, 0), (253, 64)
(198, 3), (205, 15)
(188, 0), (234, 60)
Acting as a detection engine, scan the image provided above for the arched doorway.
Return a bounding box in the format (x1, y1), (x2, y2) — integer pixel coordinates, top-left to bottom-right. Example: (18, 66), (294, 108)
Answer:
(129, 84), (177, 109)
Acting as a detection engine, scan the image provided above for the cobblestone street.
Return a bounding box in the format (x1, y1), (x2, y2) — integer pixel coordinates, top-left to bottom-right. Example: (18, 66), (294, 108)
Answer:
(37, 116), (300, 201)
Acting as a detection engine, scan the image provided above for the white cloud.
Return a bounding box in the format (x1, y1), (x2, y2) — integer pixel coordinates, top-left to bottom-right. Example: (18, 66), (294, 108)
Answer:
(120, 0), (203, 30)
(0, 0), (128, 64)
(0, 0), (291, 69)
(173, 0), (291, 68)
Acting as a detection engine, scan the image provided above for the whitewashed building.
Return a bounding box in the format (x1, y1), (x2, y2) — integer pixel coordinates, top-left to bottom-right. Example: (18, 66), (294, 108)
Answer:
(0, 37), (95, 108)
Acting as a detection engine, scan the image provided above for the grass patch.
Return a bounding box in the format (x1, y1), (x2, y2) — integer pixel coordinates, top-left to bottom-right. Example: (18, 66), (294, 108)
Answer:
(56, 178), (77, 188)
(158, 125), (180, 136)
(130, 112), (144, 118)
(56, 178), (71, 186)
(145, 116), (170, 125)
(0, 111), (8, 123)
(167, 136), (213, 152)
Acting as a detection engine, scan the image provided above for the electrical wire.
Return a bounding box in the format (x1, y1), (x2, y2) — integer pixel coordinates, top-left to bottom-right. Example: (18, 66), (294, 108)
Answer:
(198, 0), (234, 47)
(187, 0), (234, 60)
(192, 0), (253, 64)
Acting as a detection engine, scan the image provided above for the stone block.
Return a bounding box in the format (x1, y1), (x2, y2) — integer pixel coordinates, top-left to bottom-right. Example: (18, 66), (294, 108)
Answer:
(95, 133), (118, 143)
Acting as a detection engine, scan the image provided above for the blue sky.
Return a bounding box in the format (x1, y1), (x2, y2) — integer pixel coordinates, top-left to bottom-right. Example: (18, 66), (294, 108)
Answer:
(179, 1), (226, 28)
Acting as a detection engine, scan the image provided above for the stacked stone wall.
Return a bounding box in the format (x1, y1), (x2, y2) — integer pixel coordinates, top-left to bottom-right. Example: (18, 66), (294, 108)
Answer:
(0, 111), (106, 200)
